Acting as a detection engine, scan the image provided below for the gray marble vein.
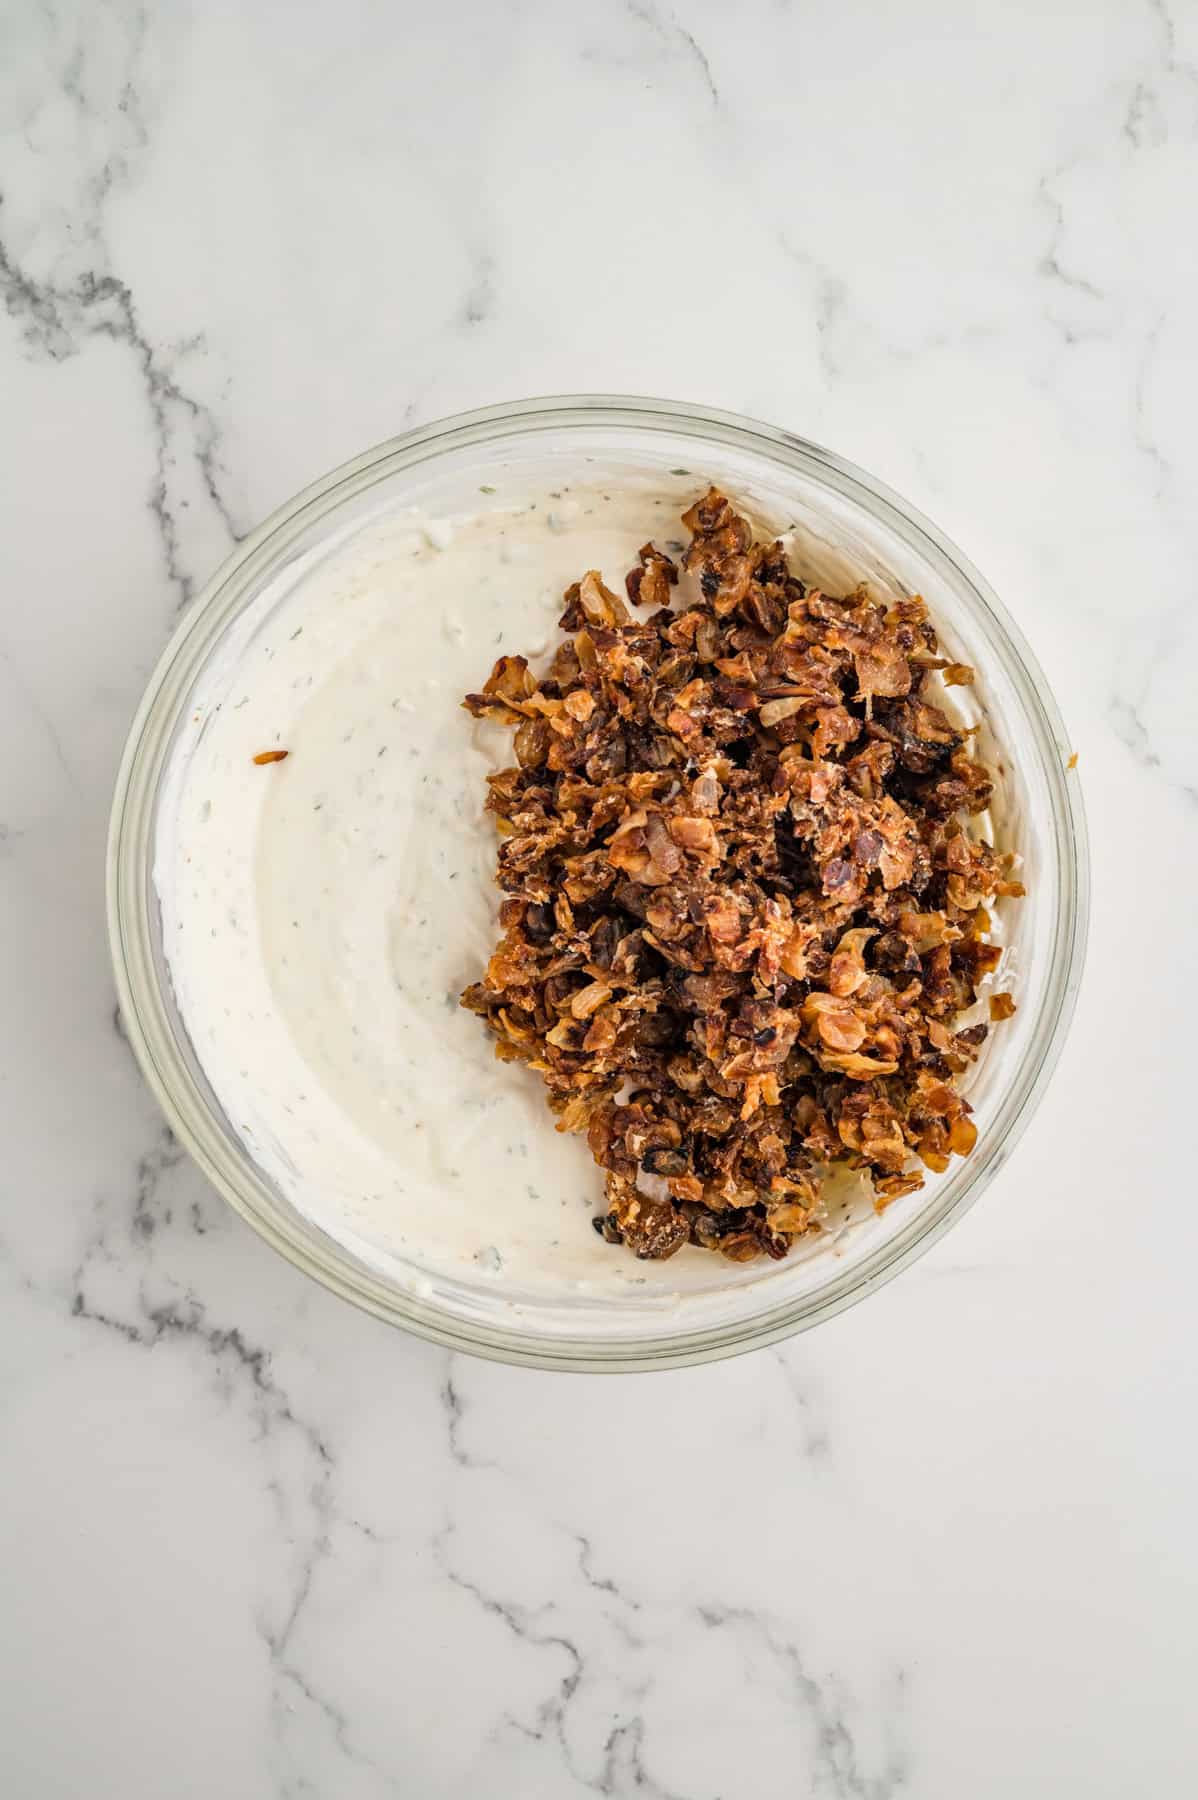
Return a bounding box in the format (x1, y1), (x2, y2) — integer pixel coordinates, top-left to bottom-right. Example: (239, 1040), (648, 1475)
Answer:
(696, 1606), (906, 1800)
(0, 9), (243, 611)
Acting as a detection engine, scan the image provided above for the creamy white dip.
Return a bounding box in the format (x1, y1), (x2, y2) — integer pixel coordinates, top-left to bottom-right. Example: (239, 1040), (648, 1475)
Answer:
(155, 479), (1003, 1310)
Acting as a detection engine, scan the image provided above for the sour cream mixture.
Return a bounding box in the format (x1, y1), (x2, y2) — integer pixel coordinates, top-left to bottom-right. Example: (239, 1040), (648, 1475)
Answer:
(158, 480), (1000, 1306)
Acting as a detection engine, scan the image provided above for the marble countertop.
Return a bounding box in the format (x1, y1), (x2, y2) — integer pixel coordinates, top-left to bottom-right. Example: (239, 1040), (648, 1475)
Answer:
(3, 2), (1196, 1794)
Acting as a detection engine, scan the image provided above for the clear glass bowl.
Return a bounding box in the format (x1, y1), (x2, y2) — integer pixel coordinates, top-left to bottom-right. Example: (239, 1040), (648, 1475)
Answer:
(107, 397), (1088, 1370)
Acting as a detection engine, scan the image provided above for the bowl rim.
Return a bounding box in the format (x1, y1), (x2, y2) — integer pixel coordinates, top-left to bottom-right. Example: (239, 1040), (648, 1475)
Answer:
(107, 393), (1090, 1371)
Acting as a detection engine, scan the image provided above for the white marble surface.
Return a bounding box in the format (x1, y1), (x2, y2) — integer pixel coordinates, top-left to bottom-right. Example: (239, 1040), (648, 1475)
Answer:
(2, 2), (1196, 1794)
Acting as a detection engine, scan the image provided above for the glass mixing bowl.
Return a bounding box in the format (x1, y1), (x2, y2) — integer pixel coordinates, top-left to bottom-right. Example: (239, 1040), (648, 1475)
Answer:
(107, 397), (1088, 1370)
